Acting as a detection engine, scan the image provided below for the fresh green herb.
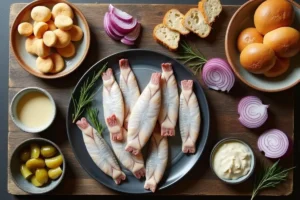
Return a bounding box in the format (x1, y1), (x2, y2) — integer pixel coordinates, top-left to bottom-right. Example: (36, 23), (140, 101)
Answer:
(176, 40), (207, 74)
(72, 63), (108, 123)
(87, 107), (105, 135)
(251, 160), (295, 200)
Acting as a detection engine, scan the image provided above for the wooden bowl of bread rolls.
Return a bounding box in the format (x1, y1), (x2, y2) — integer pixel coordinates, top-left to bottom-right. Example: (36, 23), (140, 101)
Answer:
(225, 0), (300, 92)
(10, 0), (90, 79)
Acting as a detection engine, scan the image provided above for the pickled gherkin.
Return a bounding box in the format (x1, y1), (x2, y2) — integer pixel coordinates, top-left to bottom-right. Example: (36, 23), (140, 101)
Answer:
(30, 143), (40, 159)
(45, 155), (63, 169)
(20, 164), (32, 179)
(35, 168), (48, 184)
(31, 175), (43, 187)
(41, 145), (57, 158)
(20, 149), (30, 162)
(26, 158), (45, 170)
(48, 167), (62, 179)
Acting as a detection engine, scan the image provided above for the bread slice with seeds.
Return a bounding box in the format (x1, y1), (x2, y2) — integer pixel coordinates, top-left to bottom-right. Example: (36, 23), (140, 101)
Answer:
(153, 23), (180, 51)
(163, 9), (190, 35)
(198, 0), (222, 24)
(182, 8), (211, 38)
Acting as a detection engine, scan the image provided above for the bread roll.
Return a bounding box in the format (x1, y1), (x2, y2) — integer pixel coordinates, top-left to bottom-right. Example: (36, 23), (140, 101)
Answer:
(264, 57), (290, 78)
(254, 0), (294, 35)
(240, 43), (276, 74)
(237, 27), (263, 52)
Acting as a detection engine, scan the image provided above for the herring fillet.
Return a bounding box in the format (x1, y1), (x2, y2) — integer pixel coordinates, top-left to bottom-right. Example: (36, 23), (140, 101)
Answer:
(144, 124), (168, 193)
(119, 59), (140, 130)
(76, 117), (126, 184)
(107, 115), (145, 179)
(125, 72), (162, 155)
(158, 63), (179, 136)
(179, 80), (201, 153)
(102, 68), (125, 141)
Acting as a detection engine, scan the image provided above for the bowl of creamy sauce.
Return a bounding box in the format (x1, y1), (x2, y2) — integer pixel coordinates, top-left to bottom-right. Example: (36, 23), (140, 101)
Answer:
(210, 138), (255, 184)
(10, 87), (56, 133)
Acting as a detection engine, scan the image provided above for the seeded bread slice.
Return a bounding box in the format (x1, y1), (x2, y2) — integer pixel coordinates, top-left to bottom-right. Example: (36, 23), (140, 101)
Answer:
(163, 9), (190, 35)
(198, 0), (222, 24)
(153, 23), (180, 51)
(182, 8), (211, 38)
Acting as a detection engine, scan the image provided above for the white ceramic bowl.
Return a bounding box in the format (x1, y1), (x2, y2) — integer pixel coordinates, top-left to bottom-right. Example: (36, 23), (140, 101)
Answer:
(10, 87), (56, 133)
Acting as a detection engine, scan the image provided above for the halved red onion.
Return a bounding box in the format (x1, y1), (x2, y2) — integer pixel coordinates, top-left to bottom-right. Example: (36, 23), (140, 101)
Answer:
(238, 96), (269, 128)
(258, 129), (290, 159)
(104, 12), (122, 40)
(124, 23), (141, 41)
(109, 12), (137, 34)
(109, 4), (133, 22)
(121, 38), (134, 46)
(202, 58), (235, 92)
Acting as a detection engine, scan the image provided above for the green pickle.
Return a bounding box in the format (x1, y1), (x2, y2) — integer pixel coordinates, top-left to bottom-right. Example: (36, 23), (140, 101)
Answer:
(48, 167), (63, 179)
(20, 164), (32, 179)
(31, 175), (43, 187)
(45, 155), (63, 169)
(41, 145), (57, 158)
(30, 143), (40, 159)
(20, 149), (30, 162)
(26, 158), (45, 170)
(35, 168), (48, 184)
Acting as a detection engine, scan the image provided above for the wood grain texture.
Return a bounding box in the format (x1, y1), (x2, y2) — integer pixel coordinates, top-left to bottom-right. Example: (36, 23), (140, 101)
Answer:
(8, 3), (294, 196)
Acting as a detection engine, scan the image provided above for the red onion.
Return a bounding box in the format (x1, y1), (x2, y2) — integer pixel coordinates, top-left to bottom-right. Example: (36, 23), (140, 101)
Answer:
(258, 129), (290, 159)
(124, 23), (141, 41)
(107, 13), (125, 37)
(121, 38), (134, 46)
(238, 96), (269, 128)
(109, 4), (133, 22)
(104, 12), (122, 40)
(202, 58), (235, 92)
(109, 12), (137, 34)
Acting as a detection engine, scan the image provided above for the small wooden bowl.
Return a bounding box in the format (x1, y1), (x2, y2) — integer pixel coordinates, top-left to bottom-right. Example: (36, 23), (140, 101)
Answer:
(10, 0), (90, 79)
(225, 0), (300, 92)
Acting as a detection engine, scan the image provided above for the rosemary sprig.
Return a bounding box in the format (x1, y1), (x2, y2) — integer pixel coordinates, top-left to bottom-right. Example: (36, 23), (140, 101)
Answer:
(72, 63), (108, 123)
(251, 160), (295, 200)
(176, 40), (207, 74)
(87, 107), (105, 135)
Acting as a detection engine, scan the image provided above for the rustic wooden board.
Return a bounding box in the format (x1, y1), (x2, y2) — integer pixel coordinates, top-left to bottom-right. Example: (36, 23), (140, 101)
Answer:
(8, 3), (294, 196)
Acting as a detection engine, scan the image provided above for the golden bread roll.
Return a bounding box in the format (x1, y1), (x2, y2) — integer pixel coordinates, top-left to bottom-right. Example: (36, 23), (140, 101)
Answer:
(68, 25), (83, 41)
(52, 3), (74, 19)
(264, 57), (290, 77)
(254, 0), (294, 35)
(240, 43), (276, 74)
(31, 6), (52, 22)
(54, 15), (73, 31)
(43, 31), (57, 47)
(237, 27), (263, 52)
(56, 42), (75, 58)
(50, 53), (65, 73)
(36, 56), (53, 73)
(18, 22), (33, 36)
(53, 29), (71, 48)
(33, 22), (48, 39)
(263, 27), (300, 58)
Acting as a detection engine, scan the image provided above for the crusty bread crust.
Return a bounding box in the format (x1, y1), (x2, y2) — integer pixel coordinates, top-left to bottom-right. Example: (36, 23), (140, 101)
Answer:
(182, 8), (211, 38)
(163, 9), (190, 35)
(153, 24), (179, 51)
(198, 0), (222, 24)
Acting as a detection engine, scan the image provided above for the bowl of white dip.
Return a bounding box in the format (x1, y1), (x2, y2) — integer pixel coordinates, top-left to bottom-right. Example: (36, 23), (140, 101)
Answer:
(210, 138), (256, 184)
(10, 87), (56, 133)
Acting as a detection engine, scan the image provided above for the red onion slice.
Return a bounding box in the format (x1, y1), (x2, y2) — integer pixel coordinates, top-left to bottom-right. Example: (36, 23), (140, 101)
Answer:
(258, 129), (290, 159)
(202, 58), (235, 92)
(238, 96), (269, 128)
(109, 4), (133, 22)
(107, 13), (125, 37)
(124, 23), (141, 41)
(109, 12), (137, 34)
(104, 12), (122, 40)
(121, 38), (135, 46)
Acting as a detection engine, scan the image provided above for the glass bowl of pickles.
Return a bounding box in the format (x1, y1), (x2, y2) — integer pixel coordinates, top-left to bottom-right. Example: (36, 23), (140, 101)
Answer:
(9, 138), (65, 194)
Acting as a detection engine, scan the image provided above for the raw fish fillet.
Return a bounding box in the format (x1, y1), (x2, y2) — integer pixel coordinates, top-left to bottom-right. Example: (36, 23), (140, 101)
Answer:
(158, 63), (179, 136)
(119, 59), (140, 130)
(144, 124), (168, 193)
(125, 72), (162, 155)
(107, 114), (145, 179)
(102, 68), (125, 141)
(179, 80), (201, 153)
(76, 118), (126, 184)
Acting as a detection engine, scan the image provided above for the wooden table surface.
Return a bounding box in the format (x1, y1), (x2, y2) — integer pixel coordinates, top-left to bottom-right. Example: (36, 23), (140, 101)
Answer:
(8, 3), (294, 196)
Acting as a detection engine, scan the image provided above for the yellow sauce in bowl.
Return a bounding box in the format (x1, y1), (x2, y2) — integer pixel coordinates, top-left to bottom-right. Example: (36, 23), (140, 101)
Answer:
(16, 91), (54, 129)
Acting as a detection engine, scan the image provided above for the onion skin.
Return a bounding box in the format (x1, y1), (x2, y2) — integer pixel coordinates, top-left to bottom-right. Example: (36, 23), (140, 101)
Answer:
(202, 58), (235, 92)
(258, 129), (290, 159)
(238, 96), (269, 128)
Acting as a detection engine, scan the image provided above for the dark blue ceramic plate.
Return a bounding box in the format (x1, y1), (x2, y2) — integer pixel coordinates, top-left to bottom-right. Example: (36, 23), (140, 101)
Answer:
(66, 50), (210, 194)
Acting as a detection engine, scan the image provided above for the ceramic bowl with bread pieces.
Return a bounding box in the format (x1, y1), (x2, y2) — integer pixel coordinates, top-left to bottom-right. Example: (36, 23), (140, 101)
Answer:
(10, 138), (66, 194)
(225, 0), (300, 92)
(10, 0), (90, 79)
